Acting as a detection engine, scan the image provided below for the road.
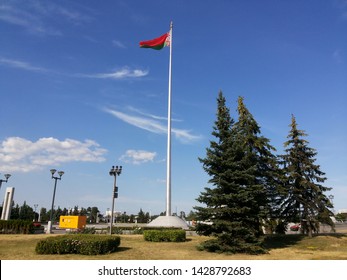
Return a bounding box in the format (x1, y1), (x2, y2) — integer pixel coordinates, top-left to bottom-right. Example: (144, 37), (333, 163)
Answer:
(46, 222), (347, 234)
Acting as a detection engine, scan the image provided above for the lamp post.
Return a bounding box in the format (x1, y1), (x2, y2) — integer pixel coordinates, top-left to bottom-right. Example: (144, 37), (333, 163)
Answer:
(47, 169), (64, 234)
(0, 173), (11, 190)
(109, 165), (122, 235)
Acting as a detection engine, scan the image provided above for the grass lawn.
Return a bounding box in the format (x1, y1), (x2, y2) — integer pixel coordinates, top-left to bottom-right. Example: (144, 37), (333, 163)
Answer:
(1, 233), (347, 260)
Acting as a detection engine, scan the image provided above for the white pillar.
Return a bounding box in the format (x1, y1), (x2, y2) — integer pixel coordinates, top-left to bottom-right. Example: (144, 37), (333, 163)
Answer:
(1, 187), (15, 220)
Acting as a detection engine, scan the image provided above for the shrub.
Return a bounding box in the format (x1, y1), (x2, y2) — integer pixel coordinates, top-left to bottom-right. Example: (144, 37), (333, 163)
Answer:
(110, 227), (123, 234)
(143, 229), (186, 242)
(35, 234), (121, 255)
(131, 226), (143, 234)
(0, 220), (34, 234)
(197, 238), (267, 255)
(275, 221), (288, 234)
(70, 227), (96, 234)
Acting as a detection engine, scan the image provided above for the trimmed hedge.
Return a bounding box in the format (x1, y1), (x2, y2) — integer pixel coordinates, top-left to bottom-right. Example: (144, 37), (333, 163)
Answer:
(0, 220), (34, 234)
(35, 234), (121, 255)
(143, 229), (186, 242)
(144, 227), (182, 231)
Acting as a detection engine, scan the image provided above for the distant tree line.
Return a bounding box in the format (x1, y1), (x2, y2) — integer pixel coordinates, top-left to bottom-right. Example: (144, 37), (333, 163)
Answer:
(0, 203), (163, 224)
(0, 203), (102, 224)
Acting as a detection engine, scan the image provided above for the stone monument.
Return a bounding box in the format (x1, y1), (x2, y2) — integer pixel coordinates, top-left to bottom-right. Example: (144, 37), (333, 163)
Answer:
(1, 187), (15, 220)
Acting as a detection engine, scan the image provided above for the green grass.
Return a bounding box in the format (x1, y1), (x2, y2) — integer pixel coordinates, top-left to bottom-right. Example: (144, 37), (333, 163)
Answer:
(1, 233), (347, 260)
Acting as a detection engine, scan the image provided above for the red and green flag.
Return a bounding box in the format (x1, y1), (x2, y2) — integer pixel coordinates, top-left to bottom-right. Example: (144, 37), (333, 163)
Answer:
(139, 32), (170, 50)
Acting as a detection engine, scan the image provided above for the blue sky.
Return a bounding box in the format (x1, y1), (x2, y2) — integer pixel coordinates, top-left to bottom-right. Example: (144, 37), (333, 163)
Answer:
(0, 0), (346, 216)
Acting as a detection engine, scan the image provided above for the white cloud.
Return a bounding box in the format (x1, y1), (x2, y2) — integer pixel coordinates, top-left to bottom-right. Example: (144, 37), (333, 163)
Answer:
(120, 150), (157, 165)
(334, 0), (347, 20)
(0, 137), (107, 172)
(0, 1), (92, 36)
(127, 106), (182, 122)
(78, 67), (148, 80)
(104, 108), (166, 134)
(0, 56), (147, 81)
(0, 57), (48, 73)
(103, 107), (202, 143)
(0, 5), (31, 27)
(112, 40), (126, 48)
(0, 4), (62, 36)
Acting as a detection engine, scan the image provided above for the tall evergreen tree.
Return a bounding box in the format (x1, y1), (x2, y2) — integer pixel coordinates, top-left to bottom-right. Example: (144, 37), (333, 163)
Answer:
(90, 207), (100, 223)
(72, 206), (79, 216)
(10, 203), (20, 219)
(234, 97), (283, 233)
(137, 208), (148, 223)
(40, 207), (48, 222)
(195, 92), (278, 254)
(9, 201), (35, 221)
(279, 115), (334, 237)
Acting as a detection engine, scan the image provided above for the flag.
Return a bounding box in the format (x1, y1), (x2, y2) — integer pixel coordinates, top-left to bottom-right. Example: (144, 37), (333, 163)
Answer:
(139, 32), (170, 50)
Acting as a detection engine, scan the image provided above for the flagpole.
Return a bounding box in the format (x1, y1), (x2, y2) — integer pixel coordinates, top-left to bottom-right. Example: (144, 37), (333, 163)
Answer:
(166, 21), (173, 216)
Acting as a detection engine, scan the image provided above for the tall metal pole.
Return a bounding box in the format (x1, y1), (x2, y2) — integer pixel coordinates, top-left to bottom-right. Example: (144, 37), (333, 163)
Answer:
(47, 169), (64, 234)
(109, 165), (122, 235)
(110, 174), (117, 235)
(49, 178), (58, 223)
(166, 21), (173, 217)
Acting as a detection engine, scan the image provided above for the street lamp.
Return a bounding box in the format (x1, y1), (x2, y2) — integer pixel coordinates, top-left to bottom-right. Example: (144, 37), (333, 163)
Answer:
(0, 173), (11, 190)
(109, 165), (122, 235)
(47, 169), (64, 234)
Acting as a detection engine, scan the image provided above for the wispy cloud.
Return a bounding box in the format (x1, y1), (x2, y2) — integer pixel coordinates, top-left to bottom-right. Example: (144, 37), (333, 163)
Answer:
(0, 5), (32, 27)
(0, 4), (61, 36)
(104, 108), (166, 134)
(0, 137), (107, 172)
(127, 106), (182, 122)
(0, 1), (92, 36)
(34, 2), (93, 24)
(112, 40), (126, 49)
(0, 56), (147, 80)
(78, 67), (148, 80)
(103, 107), (202, 143)
(0, 57), (49, 73)
(334, 0), (347, 20)
(120, 150), (157, 165)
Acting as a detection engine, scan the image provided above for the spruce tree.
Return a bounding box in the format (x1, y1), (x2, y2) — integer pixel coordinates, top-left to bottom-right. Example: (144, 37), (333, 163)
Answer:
(279, 115), (334, 237)
(195, 91), (235, 241)
(233, 97), (282, 234)
(195, 93), (279, 254)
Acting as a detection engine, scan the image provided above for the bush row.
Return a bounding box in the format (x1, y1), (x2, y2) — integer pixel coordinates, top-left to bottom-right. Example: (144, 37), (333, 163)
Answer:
(89, 226), (183, 235)
(35, 234), (121, 255)
(144, 227), (182, 231)
(143, 229), (186, 242)
(0, 220), (34, 234)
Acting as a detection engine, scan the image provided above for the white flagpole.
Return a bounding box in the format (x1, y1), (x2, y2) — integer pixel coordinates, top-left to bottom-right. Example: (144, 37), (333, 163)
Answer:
(166, 21), (173, 216)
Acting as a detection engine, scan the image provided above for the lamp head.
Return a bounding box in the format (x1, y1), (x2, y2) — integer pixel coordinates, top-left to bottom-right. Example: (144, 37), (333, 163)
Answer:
(50, 169), (57, 176)
(4, 174), (11, 180)
(117, 166), (122, 175)
(109, 166), (115, 176)
(58, 171), (64, 177)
